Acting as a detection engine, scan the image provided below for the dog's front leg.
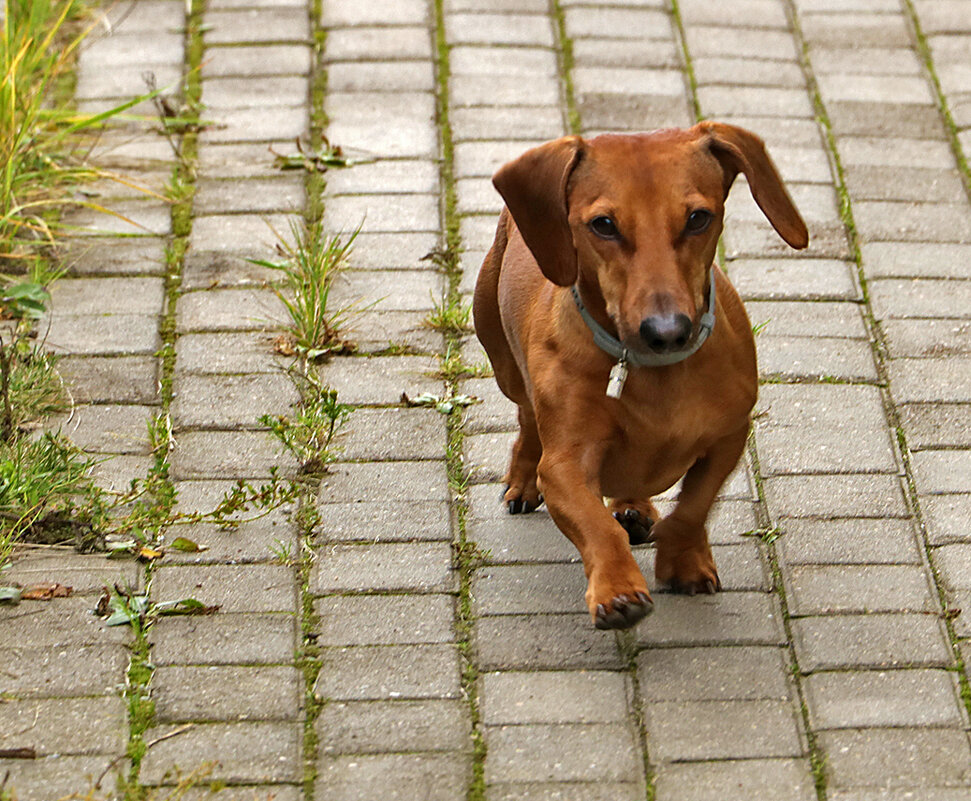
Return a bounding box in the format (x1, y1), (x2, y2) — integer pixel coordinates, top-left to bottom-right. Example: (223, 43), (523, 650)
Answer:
(537, 442), (653, 630)
(653, 423), (750, 594)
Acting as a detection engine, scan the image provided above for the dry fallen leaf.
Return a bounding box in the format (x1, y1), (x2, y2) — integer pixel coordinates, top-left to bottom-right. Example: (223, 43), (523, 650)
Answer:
(20, 583), (72, 601)
(137, 546), (164, 562)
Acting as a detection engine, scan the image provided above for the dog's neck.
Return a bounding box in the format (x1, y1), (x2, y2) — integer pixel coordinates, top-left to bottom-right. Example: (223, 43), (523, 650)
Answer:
(570, 268), (717, 375)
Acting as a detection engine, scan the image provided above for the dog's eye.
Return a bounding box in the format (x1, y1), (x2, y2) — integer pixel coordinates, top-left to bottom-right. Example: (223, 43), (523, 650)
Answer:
(589, 216), (620, 239)
(685, 209), (713, 235)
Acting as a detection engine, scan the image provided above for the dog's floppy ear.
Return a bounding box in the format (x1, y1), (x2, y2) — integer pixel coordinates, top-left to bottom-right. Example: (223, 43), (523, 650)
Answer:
(492, 136), (584, 286)
(701, 122), (809, 250)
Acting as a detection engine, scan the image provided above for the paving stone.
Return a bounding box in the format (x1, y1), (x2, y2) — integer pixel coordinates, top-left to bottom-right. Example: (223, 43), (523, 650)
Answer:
(801, 12), (911, 47)
(637, 646), (792, 702)
(324, 158), (440, 195)
(169, 429), (298, 479)
(0, 756), (123, 801)
(197, 141), (297, 178)
(729, 258), (858, 300)
(56, 356), (158, 403)
(180, 250), (286, 290)
(755, 384), (897, 476)
(923, 494), (971, 546)
(679, 0), (788, 27)
(189, 211), (300, 254)
(328, 60), (436, 93)
(577, 92), (692, 132)
(791, 614), (952, 671)
(140, 721), (301, 784)
(888, 358), (971, 404)
(177, 787), (302, 801)
(450, 106), (564, 141)
(686, 25), (799, 59)
(193, 176), (305, 214)
(634, 592), (785, 648)
(316, 753), (470, 801)
(786, 564), (934, 615)
(205, 8), (310, 43)
(645, 699), (804, 761)
(326, 26), (433, 60)
(811, 46), (923, 76)
(329, 268), (443, 312)
(152, 563), (295, 612)
(153, 665), (301, 722)
(763, 473), (909, 519)
(447, 12), (554, 46)
(804, 669), (966, 729)
(38, 403), (153, 454)
(320, 355), (442, 405)
(315, 594), (455, 646)
(484, 723), (642, 783)
(312, 542), (456, 593)
(61, 236), (167, 276)
(0, 557), (140, 599)
(315, 499), (451, 542)
(318, 460), (449, 503)
(912, 450), (971, 494)
(0, 644), (128, 697)
(175, 331), (290, 374)
(325, 92), (438, 159)
(884, 319), (971, 359)
(480, 670), (630, 725)
(900, 403), (971, 450)
(324, 192), (439, 233)
(150, 613), (297, 665)
(345, 231), (440, 270)
(44, 313), (161, 356)
(0, 696), (128, 755)
(315, 644), (462, 700)
(449, 45), (557, 78)
(171, 372), (300, 429)
(776, 518), (922, 565)
(855, 202), (971, 244)
(654, 759), (816, 801)
(176, 288), (288, 332)
(487, 784), (643, 801)
(827, 101), (946, 140)
(202, 75), (308, 109)
(756, 336), (878, 383)
(202, 44), (312, 77)
(745, 300), (868, 339)
(698, 86), (815, 118)
(318, 699), (471, 754)
(818, 728), (971, 789)
(461, 378), (517, 434)
(475, 614), (624, 670)
(845, 165), (967, 203)
(472, 562), (588, 616)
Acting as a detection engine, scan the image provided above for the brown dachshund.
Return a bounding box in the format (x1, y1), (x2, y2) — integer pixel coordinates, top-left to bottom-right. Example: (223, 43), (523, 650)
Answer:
(473, 122), (808, 630)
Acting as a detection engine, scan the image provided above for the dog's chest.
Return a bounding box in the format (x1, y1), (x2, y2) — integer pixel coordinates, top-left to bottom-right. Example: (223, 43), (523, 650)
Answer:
(598, 377), (748, 497)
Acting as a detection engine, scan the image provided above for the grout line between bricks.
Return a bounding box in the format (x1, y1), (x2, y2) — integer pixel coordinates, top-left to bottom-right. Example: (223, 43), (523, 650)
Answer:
(670, 2), (829, 798)
(431, 0), (488, 797)
(783, 0), (971, 771)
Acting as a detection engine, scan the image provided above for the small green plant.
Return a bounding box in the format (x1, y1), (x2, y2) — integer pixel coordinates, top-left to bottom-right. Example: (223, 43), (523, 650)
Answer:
(248, 219), (362, 360)
(752, 318), (771, 337)
(425, 291), (472, 335)
(260, 371), (352, 476)
(741, 525), (783, 545)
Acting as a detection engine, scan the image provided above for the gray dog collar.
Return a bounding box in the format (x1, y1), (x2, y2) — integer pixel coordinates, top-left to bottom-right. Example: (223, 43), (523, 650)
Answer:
(570, 268), (717, 397)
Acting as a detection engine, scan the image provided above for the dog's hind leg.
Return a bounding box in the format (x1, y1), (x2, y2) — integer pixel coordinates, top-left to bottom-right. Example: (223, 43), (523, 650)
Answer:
(607, 498), (660, 545)
(503, 404), (543, 514)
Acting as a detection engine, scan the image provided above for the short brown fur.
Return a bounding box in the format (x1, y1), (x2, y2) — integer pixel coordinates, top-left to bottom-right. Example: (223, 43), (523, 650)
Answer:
(473, 122), (808, 629)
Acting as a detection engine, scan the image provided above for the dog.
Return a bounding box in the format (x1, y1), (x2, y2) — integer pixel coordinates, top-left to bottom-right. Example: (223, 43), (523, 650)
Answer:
(473, 122), (808, 630)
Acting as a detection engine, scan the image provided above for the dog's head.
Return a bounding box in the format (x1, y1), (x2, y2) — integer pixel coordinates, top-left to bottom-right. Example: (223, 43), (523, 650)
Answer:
(492, 122), (808, 356)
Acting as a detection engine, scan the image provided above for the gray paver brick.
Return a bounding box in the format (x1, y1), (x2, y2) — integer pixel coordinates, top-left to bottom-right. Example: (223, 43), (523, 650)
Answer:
(923, 494), (971, 546)
(635, 592), (786, 648)
(153, 665), (301, 722)
(171, 372), (300, 429)
(316, 499), (451, 542)
(315, 644), (462, 701)
(475, 614), (625, 670)
(205, 8), (310, 43)
(44, 314), (161, 356)
(912, 450), (971, 494)
(637, 646), (792, 702)
(0, 757), (123, 801)
(153, 563), (295, 612)
(655, 759), (816, 801)
(1, 644), (128, 697)
(889, 358), (971, 404)
(818, 728), (971, 789)
(776, 518), (922, 565)
(763, 473), (909, 519)
(792, 614), (952, 671)
(480, 670), (630, 725)
(339, 407), (446, 461)
(785, 564), (934, 615)
(316, 753), (470, 801)
(326, 26), (432, 60)
(318, 460), (449, 503)
(884, 320), (971, 360)
(804, 669), (966, 729)
(318, 699), (471, 754)
(202, 44), (312, 77)
(140, 721), (301, 784)
(169, 429), (298, 479)
(312, 542), (456, 593)
(645, 699), (804, 762)
(315, 594), (455, 646)
(0, 696), (127, 755)
(321, 355), (442, 405)
(150, 613), (297, 665)
(487, 784), (643, 801)
(484, 723), (642, 783)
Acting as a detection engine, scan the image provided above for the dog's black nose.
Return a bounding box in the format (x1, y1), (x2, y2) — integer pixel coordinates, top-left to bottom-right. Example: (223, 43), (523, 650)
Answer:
(640, 313), (693, 352)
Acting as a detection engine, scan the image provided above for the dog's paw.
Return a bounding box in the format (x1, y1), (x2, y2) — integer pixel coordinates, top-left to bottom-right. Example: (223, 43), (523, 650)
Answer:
(612, 508), (655, 545)
(659, 574), (721, 596)
(594, 592), (654, 630)
(501, 484), (543, 515)
(655, 542), (721, 595)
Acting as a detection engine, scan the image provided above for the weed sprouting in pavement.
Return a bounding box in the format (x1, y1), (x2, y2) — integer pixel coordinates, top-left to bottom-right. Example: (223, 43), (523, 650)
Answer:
(248, 218), (363, 360)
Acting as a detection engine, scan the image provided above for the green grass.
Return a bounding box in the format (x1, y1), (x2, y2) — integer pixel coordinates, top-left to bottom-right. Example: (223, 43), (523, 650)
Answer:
(248, 219), (362, 360)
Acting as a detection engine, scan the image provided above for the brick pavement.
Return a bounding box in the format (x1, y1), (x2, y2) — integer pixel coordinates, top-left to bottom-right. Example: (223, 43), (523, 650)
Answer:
(1, 0), (970, 798)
